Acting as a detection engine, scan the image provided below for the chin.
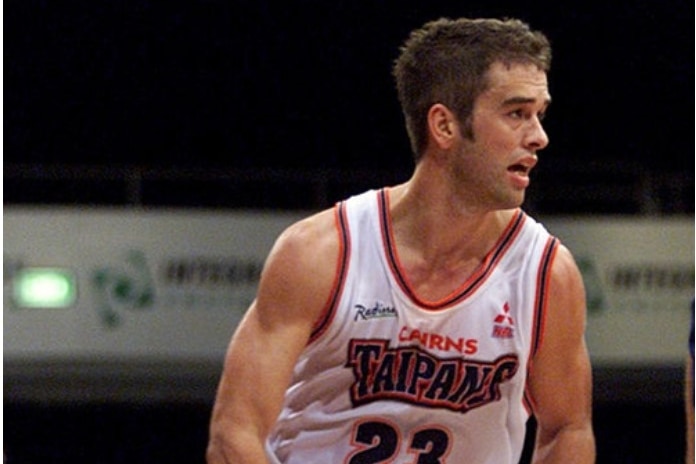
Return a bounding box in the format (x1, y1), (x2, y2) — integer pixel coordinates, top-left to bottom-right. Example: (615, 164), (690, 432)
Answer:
(501, 196), (525, 210)
(486, 189), (525, 211)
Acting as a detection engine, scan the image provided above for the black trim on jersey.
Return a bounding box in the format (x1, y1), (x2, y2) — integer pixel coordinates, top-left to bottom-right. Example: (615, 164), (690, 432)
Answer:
(379, 189), (411, 295)
(523, 236), (559, 415)
(532, 237), (558, 357)
(466, 211), (525, 293)
(379, 189), (526, 309)
(309, 201), (351, 342)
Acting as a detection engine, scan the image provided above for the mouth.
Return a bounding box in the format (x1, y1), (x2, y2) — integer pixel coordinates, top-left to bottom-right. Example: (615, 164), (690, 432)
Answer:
(507, 163), (531, 175)
(506, 157), (537, 188)
(507, 156), (537, 176)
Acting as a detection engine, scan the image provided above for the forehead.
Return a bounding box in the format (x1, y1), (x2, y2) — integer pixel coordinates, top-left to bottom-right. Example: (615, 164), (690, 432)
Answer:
(478, 61), (551, 106)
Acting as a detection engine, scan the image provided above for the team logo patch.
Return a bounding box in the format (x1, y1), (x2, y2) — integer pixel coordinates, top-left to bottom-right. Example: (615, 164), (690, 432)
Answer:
(353, 301), (398, 321)
(492, 302), (515, 339)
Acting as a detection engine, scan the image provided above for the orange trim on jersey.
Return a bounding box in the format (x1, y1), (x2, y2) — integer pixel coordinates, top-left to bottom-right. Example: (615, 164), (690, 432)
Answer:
(523, 236), (559, 415)
(309, 201), (351, 343)
(378, 188), (527, 310)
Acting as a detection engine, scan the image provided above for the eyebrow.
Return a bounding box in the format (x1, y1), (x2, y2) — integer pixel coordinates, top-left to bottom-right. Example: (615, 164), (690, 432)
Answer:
(501, 96), (552, 107)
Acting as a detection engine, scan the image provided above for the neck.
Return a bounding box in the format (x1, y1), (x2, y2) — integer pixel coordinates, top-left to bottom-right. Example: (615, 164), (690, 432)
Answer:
(388, 164), (517, 264)
(384, 181), (518, 302)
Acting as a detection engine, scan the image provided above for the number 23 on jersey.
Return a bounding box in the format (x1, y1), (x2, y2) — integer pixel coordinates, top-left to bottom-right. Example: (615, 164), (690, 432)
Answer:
(346, 419), (452, 464)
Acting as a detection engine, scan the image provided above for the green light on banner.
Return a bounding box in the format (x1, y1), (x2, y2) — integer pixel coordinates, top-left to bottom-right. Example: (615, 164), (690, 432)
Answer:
(13, 268), (77, 308)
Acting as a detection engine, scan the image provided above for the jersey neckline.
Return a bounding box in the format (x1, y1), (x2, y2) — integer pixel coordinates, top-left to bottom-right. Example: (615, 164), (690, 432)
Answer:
(377, 188), (526, 310)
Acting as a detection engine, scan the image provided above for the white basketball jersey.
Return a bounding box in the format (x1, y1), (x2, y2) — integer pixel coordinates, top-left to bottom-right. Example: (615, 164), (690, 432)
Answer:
(267, 189), (559, 464)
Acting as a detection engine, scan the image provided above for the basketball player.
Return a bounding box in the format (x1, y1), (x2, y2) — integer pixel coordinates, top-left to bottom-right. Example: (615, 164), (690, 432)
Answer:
(207, 17), (595, 463)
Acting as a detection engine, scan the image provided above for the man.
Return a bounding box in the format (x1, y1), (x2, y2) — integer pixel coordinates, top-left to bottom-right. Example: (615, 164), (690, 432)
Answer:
(207, 17), (595, 463)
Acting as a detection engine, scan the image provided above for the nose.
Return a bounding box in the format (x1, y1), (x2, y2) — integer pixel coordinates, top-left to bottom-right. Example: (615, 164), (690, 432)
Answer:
(524, 116), (549, 151)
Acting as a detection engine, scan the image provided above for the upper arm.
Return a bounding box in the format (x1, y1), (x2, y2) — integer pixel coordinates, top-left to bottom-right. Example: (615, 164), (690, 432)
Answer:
(527, 244), (594, 449)
(208, 208), (341, 457)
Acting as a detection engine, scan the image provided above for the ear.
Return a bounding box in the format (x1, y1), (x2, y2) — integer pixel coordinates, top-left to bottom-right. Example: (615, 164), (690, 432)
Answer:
(427, 103), (458, 149)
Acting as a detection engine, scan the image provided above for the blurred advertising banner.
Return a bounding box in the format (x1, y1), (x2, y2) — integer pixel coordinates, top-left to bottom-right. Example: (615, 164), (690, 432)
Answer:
(4, 208), (693, 366)
(4, 208), (307, 361)
(542, 216), (694, 366)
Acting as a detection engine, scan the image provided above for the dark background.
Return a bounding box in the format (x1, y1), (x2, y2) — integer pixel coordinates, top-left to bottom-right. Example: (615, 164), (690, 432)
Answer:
(4, 0), (694, 213)
(5, 0), (694, 171)
(3, 397), (688, 463)
(4, 1), (694, 463)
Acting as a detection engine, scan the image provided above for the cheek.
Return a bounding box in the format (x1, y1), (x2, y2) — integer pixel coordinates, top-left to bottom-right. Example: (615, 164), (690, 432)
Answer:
(474, 135), (511, 166)
(479, 130), (518, 164)
(456, 146), (495, 185)
(472, 119), (516, 152)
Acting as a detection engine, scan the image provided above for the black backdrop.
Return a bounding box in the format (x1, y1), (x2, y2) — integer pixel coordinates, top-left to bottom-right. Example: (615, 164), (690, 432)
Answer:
(5, 0), (694, 173)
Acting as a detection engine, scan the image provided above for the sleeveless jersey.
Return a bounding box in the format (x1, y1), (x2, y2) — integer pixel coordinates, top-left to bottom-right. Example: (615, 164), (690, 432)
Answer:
(266, 188), (559, 464)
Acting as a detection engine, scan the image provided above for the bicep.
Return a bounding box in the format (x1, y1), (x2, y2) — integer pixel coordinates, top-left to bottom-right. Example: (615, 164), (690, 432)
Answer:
(209, 211), (340, 443)
(206, 296), (314, 463)
(213, 299), (313, 435)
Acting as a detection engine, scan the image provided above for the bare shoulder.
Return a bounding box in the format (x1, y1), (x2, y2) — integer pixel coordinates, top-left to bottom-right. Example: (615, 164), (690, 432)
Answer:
(549, 244), (586, 308)
(277, 207), (338, 250)
(267, 207), (339, 278)
(255, 207), (341, 326)
(545, 242), (587, 340)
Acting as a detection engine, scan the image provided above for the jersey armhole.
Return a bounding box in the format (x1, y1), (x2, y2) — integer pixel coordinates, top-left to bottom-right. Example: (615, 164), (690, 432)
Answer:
(523, 236), (559, 414)
(308, 201), (351, 344)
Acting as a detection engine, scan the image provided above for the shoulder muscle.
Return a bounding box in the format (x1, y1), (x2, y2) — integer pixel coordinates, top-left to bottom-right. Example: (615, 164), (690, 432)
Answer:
(255, 207), (342, 331)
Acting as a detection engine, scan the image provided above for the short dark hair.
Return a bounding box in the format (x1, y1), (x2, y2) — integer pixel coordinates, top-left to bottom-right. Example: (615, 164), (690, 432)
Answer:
(392, 17), (552, 160)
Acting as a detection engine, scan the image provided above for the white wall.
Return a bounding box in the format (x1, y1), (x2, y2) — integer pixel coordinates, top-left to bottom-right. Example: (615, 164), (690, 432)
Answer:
(4, 207), (306, 362)
(542, 216), (694, 366)
(4, 208), (694, 367)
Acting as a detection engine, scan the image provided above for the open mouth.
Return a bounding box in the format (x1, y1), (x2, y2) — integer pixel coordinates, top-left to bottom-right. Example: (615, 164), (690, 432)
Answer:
(507, 163), (530, 175)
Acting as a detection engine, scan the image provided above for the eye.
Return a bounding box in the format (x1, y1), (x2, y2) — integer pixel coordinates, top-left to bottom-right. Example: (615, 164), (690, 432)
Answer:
(508, 109), (525, 119)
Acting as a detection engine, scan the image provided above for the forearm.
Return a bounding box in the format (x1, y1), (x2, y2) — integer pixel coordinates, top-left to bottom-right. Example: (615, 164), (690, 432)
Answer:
(532, 424), (595, 464)
(206, 429), (270, 464)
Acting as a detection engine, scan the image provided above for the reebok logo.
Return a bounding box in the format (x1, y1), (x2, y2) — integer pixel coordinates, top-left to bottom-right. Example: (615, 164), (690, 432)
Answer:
(354, 301), (398, 321)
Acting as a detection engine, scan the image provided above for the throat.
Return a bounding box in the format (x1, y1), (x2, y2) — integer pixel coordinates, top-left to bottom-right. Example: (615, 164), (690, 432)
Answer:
(399, 253), (485, 304)
(384, 187), (518, 304)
